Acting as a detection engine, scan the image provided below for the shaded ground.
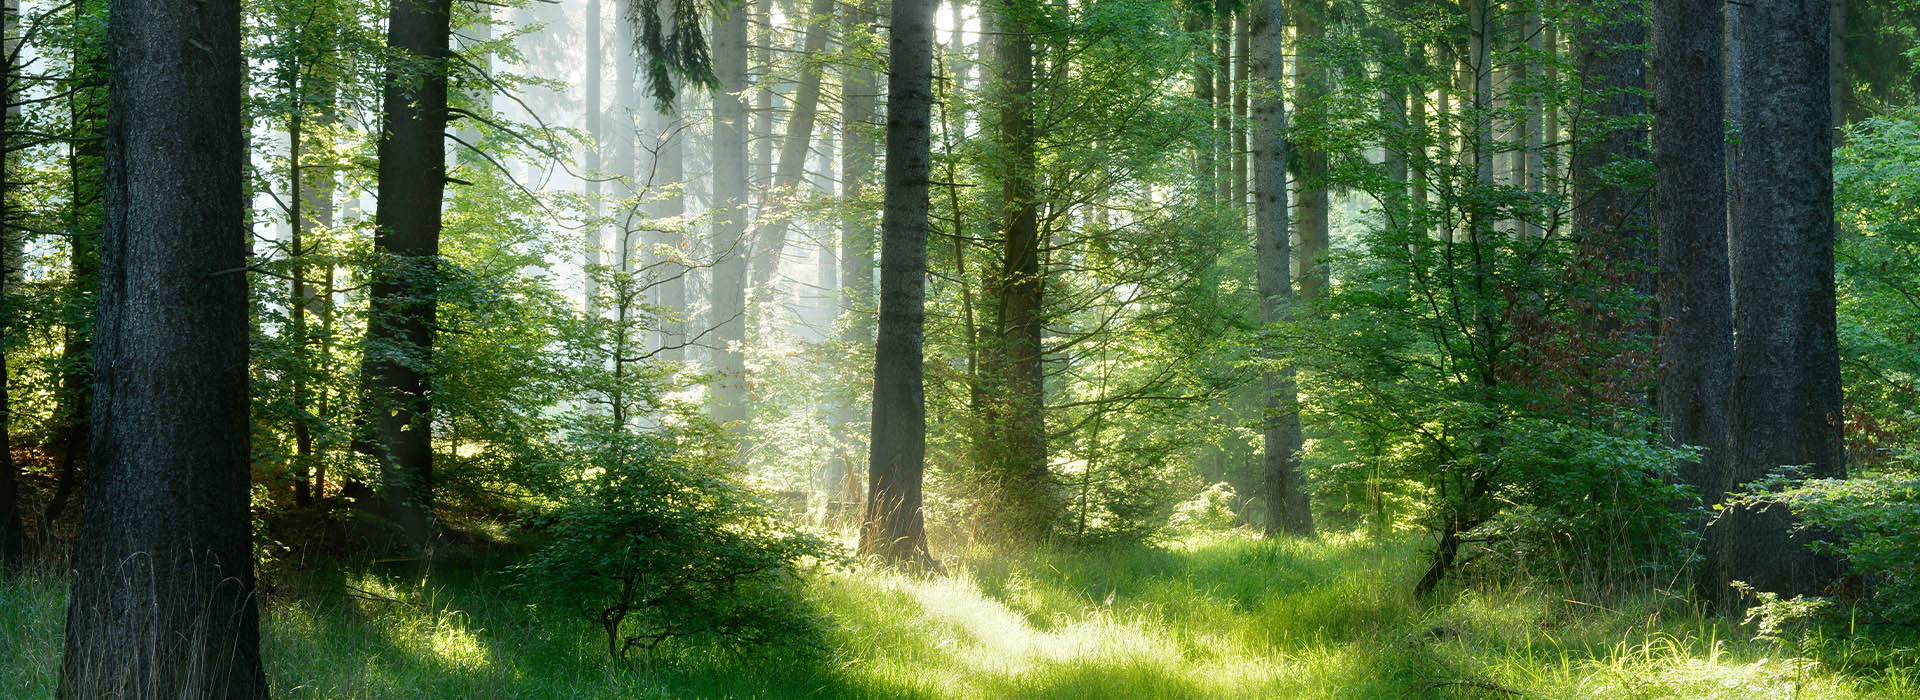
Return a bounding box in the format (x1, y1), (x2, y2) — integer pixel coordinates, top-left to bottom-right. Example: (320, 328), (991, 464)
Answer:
(4, 532), (1916, 698)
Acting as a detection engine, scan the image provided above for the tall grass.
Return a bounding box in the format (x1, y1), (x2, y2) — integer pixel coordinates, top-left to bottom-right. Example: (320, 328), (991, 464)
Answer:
(3, 531), (1914, 698)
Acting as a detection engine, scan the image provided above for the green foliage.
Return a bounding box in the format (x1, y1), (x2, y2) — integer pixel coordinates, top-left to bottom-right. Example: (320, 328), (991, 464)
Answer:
(1726, 472), (1920, 628)
(1834, 110), (1920, 471)
(509, 418), (840, 662)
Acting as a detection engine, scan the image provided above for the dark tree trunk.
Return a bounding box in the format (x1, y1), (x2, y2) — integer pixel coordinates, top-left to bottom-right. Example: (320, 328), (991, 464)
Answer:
(56, 0), (266, 692)
(1571, 0), (1651, 287)
(1252, 0), (1309, 537)
(1715, 0), (1845, 609)
(978, 0), (1053, 544)
(860, 0), (934, 565)
(747, 0), (835, 291)
(710, 4), (750, 428)
(0, 10), (18, 563)
(360, 0), (453, 549)
(1651, 0), (1729, 508)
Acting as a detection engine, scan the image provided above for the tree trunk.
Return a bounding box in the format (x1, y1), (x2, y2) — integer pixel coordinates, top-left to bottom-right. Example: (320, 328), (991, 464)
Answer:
(585, 0), (605, 314)
(0, 0), (18, 564)
(1716, 0), (1845, 609)
(747, 0), (834, 291)
(1253, 0), (1309, 537)
(56, 0), (266, 692)
(710, 5), (750, 428)
(834, 0), (879, 513)
(1188, 8), (1216, 204)
(1232, 9), (1249, 213)
(1651, 0), (1729, 509)
(1571, 0), (1650, 273)
(1292, 0), (1329, 307)
(979, 0), (1053, 544)
(359, 0), (453, 549)
(861, 0), (934, 565)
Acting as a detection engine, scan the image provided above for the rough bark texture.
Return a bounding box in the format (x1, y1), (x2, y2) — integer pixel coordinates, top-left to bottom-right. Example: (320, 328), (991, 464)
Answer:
(56, 0), (267, 693)
(1651, 0), (1730, 509)
(360, 0), (453, 549)
(710, 5), (750, 427)
(1252, 0), (1308, 537)
(747, 0), (834, 291)
(1570, 0), (1650, 284)
(861, 0), (934, 565)
(978, 0), (1054, 544)
(1716, 0), (1845, 609)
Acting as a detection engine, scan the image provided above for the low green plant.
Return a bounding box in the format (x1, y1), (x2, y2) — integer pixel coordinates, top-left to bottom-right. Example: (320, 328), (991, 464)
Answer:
(1726, 471), (1920, 627)
(509, 419), (842, 663)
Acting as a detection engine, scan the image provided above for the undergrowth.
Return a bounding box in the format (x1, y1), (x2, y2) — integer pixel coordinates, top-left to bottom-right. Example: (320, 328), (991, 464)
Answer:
(3, 531), (1915, 698)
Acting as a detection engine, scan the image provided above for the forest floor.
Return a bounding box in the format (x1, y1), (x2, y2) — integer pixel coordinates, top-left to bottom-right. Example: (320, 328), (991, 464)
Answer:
(4, 531), (1917, 699)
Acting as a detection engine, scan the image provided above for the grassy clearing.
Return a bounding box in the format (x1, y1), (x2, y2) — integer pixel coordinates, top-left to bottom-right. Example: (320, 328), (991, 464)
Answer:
(3, 532), (1915, 698)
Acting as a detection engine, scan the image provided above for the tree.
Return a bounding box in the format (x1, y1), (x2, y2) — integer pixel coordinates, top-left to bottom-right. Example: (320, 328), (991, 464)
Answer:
(1650, 0), (1729, 509)
(746, 0), (834, 292)
(976, 0), (1055, 544)
(1713, 0), (1846, 609)
(56, 0), (266, 692)
(361, 0), (454, 548)
(0, 0), (21, 572)
(710, 1), (749, 428)
(1251, 0), (1307, 536)
(861, 0), (934, 565)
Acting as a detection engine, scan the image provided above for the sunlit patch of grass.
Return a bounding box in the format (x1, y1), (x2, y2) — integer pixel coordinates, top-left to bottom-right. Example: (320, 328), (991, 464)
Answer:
(4, 531), (1918, 698)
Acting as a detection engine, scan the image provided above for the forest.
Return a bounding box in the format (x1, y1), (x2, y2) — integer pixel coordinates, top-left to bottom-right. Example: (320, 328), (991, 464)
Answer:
(1, 0), (1918, 696)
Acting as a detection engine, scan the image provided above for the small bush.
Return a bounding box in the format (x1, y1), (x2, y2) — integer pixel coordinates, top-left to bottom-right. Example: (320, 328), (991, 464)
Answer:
(510, 420), (842, 663)
(1727, 471), (1920, 627)
(1164, 482), (1240, 537)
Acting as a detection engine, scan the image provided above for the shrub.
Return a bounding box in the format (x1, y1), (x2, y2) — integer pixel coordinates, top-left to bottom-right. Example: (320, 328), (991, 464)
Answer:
(510, 420), (842, 663)
(1727, 471), (1920, 627)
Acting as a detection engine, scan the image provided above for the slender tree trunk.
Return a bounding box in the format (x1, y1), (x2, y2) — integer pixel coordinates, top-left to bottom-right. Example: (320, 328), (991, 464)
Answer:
(56, 0), (266, 691)
(754, 0), (774, 196)
(1253, 0), (1308, 537)
(1214, 4), (1231, 195)
(747, 0), (834, 291)
(1524, 8), (1544, 236)
(861, 0), (934, 565)
(833, 0), (879, 512)
(1232, 9), (1249, 213)
(710, 3), (750, 428)
(1716, 0), (1845, 609)
(1189, 8), (1215, 204)
(0, 0), (18, 564)
(585, 0), (605, 314)
(1292, 0), (1329, 307)
(359, 0), (453, 549)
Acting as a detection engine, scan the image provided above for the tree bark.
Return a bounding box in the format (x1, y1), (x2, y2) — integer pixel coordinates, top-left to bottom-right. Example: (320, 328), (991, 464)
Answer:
(979, 0), (1054, 544)
(833, 0), (879, 513)
(710, 4), (750, 428)
(0, 0), (18, 565)
(1292, 0), (1329, 308)
(57, 0), (266, 692)
(1651, 0), (1729, 510)
(861, 0), (934, 565)
(1253, 0), (1309, 537)
(1716, 0), (1845, 609)
(360, 0), (453, 549)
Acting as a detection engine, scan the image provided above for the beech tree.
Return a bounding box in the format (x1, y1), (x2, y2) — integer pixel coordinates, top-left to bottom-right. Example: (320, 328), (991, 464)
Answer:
(861, 0), (934, 564)
(56, 0), (267, 693)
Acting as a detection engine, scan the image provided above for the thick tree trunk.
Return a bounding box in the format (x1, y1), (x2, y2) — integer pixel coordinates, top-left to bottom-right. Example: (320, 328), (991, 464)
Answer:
(1651, 0), (1730, 509)
(0, 4), (17, 562)
(979, 0), (1053, 544)
(1716, 0), (1845, 609)
(1252, 0), (1309, 537)
(710, 5), (750, 427)
(747, 0), (835, 291)
(56, 0), (266, 692)
(360, 0), (453, 549)
(860, 0), (934, 565)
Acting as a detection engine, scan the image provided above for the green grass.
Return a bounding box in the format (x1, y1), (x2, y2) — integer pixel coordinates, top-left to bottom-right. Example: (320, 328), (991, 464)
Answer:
(4, 532), (1916, 698)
